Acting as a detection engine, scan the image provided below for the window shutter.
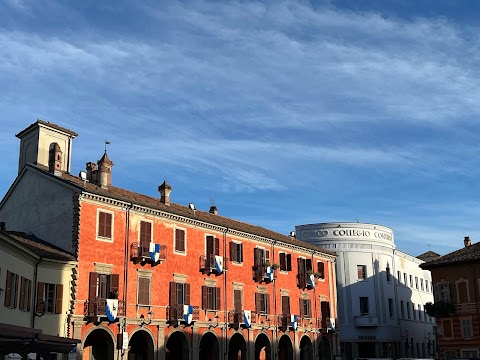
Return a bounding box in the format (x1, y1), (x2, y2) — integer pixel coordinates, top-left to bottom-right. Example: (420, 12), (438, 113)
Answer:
(19, 277), (26, 310)
(255, 293), (260, 314)
(299, 298), (304, 317)
(307, 300), (312, 318)
(254, 248), (260, 267)
(89, 272), (98, 300)
(230, 241), (235, 260)
(26, 279), (32, 312)
(215, 287), (221, 310)
(169, 282), (176, 306)
(13, 274), (19, 309)
(109, 274), (119, 298)
(175, 229), (185, 252)
(266, 294), (270, 315)
(239, 243), (243, 262)
(265, 250), (270, 263)
(318, 262), (325, 278)
(4, 271), (12, 307)
(433, 284), (439, 302)
(306, 258), (312, 272)
(280, 253), (286, 271)
(202, 286), (207, 309)
(36, 282), (45, 313)
(234, 289), (242, 312)
(282, 296), (289, 315)
(185, 283), (191, 305)
(206, 236), (214, 256)
(214, 238), (220, 256)
(286, 254), (292, 271)
(55, 284), (63, 314)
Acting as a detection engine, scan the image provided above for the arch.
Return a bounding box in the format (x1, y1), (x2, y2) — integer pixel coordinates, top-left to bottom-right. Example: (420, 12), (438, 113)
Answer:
(278, 334), (294, 360)
(129, 329), (155, 360)
(199, 331), (220, 360)
(165, 330), (189, 360)
(318, 336), (332, 360)
(228, 332), (247, 360)
(300, 335), (314, 360)
(254, 332), (271, 360)
(83, 327), (115, 360)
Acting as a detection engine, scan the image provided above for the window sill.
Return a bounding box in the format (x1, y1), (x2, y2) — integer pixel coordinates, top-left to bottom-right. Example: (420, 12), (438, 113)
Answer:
(96, 236), (113, 243)
(173, 250), (187, 256)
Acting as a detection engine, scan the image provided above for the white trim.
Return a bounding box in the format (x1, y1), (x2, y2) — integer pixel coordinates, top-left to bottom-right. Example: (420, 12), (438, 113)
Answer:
(96, 208), (114, 243)
(173, 226), (187, 256)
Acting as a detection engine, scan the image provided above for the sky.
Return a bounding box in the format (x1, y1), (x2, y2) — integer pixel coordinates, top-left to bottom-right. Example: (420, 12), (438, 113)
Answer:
(1, 0), (480, 257)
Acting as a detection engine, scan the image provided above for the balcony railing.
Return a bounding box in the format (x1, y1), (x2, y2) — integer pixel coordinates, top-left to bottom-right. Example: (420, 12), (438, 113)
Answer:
(252, 264), (276, 283)
(130, 242), (167, 263)
(227, 310), (257, 326)
(166, 304), (200, 324)
(84, 298), (125, 318)
(297, 271), (316, 289)
(277, 314), (291, 329)
(199, 254), (228, 274)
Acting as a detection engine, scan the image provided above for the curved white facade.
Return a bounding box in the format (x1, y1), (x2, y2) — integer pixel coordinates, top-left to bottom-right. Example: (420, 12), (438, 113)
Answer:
(296, 222), (436, 360)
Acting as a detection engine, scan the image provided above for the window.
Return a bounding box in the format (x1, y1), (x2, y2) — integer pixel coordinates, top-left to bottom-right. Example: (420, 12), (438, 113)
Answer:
(202, 286), (220, 310)
(404, 273), (407, 285)
(443, 319), (453, 338)
(357, 265), (366, 280)
(407, 302), (411, 319)
(253, 248), (270, 282)
(169, 282), (190, 306)
(174, 228), (186, 253)
(317, 262), (325, 279)
(139, 221), (152, 249)
(359, 297), (369, 315)
(206, 235), (219, 258)
(281, 295), (290, 315)
(397, 271), (401, 283)
(230, 242), (243, 264)
(300, 298), (312, 318)
(400, 301), (405, 318)
(321, 301), (330, 327)
(415, 276), (419, 289)
(386, 265), (391, 282)
(88, 272), (119, 300)
(297, 257), (313, 288)
(457, 281), (469, 303)
(138, 277), (151, 305)
(255, 293), (270, 314)
(97, 210), (113, 240)
(435, 282), (451, 302)
(420, 278), (424, 291)
(279, 252), (292, 272)
(388, 298), (394, 317)
(461, 317), (473, 338)
(19, 277), (32, 312)
(412, 302), (416, 319)
(4, 271), (18, 308)
(418, 304), (422, 321)
(234, 289), (242, 312)
(36, 282), (63, 314)
(409, 275), (413, 287)
(461, 350), (478, 358)
(425, 280), (429, 292)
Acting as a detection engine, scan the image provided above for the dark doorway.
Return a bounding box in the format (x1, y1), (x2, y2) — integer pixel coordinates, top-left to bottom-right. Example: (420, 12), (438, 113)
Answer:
(228, 333), (247, 360)
(129, 330), (154, 360)
(84, 328), (114, 360)
(199, 332), (219, 360)
(166, 331), (189, 360)
(278, 335), (294, 360)
(358, 342), (376, 358)
(300, 336), (313, 360)
(254, 333), (271, 360)
(318, 336), (332, 360)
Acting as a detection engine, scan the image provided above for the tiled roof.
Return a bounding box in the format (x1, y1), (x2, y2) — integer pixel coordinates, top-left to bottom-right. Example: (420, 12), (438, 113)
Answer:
(420, 243), (480, 269)
(32, 165), (335, 257)
(416, 250), (441, 262)
(16, 119), (78, 138)
(1, 230), (76, 261)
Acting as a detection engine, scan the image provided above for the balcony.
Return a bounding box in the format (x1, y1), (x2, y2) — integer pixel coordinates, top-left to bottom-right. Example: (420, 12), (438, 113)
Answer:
(84, 298), (125, 320)
(130, 242), (166, 265)
(228, 310), (256, 328)
(199, 254), (228, 274)
(297, 271), (316, 290)
(277, 314), (291, 330)
(252, 264), (276, 283)
(166, 304), (200, 326)
(354, 315), (379, 327)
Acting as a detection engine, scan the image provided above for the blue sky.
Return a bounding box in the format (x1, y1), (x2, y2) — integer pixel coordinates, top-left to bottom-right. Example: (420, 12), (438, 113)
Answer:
(1, 0), (480, 256)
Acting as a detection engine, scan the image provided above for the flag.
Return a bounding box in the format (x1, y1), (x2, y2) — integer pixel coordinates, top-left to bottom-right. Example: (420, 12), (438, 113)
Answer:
(291, 314), (298, 330)
(215, 255), (223, 273)
(243, 310), (252, 328)
(183, 305), (193, 324)
(309, 273), (316, 288)
(106, 299), (118, 321)
(329, 318), (336, 333)
(149, 243), (160, 262)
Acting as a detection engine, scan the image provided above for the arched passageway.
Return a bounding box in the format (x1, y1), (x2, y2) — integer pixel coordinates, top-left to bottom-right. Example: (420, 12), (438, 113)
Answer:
(278, 334), (294, 360)
(199, 332), (219, 360)
(228, 333), (247, 360)
(83, 328), (115, 360)
(254, 333), (271, 360)
(318, 336), (332, 360)
(300, 336), (313, 360)
(128, 330), (154, 360)
(166, 331), (189, 360)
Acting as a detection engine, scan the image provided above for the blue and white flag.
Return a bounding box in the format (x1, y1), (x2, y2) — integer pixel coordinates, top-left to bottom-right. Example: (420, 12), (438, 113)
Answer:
(106, 299), (118, 321)
(149, 243), (161, 262)
(329, 318), (335, 333)
(290, 314), (298, 330)
(214, 255), (224, 273)
(266, 266), (274, 281)
(243, 310), (252, 328)
(309, 273), (316, 288)
(183, 305), (193, 324)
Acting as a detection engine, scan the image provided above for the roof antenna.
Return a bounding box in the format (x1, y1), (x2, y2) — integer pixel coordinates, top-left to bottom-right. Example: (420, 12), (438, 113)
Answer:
(427, 243), (431, 251)
(105, 139), (110, 153)
(210, 197), (215, 207)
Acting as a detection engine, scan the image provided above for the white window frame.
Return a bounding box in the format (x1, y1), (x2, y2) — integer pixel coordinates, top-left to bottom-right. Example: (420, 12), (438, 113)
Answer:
(96, 208), (114, 243)
(230, 240), (243, 266)
(461, 349), (478, 358)
(173, 226), (187, 256)
(461, 317), (473, 338)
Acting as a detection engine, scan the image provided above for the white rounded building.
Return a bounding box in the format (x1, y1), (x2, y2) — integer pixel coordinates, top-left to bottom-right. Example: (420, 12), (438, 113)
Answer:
(295, 222), (436, 360)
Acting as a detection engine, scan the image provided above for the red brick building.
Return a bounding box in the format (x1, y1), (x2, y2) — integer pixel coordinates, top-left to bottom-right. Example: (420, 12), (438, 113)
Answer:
(420, 236), (480, 360)
(0, 120), (338, 360)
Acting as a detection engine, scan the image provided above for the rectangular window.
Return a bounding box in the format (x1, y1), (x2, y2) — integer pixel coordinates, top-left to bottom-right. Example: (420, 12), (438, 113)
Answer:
(435, 283), (451, 302)
(279, 253), (293, 272)
(88, 272), (119, 300)
(400, 301), (405, 318)
(404, 273), (408, 285)
(138, 277), (151, 305)
(418, 304), (422, 321)
(253, 248), (271, 282)
(4, 271), (18, 308)
(255, 293), (270, 314)
(300, 298), (312, 318)
(357, 265), (366, 280)
(317, 262), (325, 279)
(415, 276), (419, 289)
(461, 317), (473, 338)
(388, 298), (394, 317)
(420, 278), (424, 291)
(461, 350), (478, 358)
(281, 295), (290, 315)
(457, 281), (469, 303)
(443, 319), (453, 338)
(409, 275), (413, 287)
(202, 286), (220, 311)
(169, 282), (190, 306)
(139, 221), (152, 249)
(359, 297), (369, 315)
(321, 301), (330, 326)
(397, 271), (401, 283)
(407, 302), (411, 319)
(174, 228), (186, 253)
(36, 282), (63, 314)
(425, 280), (429, 292)
(97, 210), (113, 240)
(18, 277), (32, 312)
(230, 242), (243, 263)
(234, 289), (242, 312)
(412, 302), (416, 319)
(386, 265), (391, 282)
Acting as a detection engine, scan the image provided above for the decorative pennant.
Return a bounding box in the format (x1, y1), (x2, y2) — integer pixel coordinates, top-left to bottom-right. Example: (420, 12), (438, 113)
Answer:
(183, 304), (193, 324)
(266, 266), (274, 281)
(290, 314), (298, 330)
(309, 273), (316, 288)
(214, 255), (224, 273)
(106, 299), (118, 321)
(243, 310), (252, 328)
(149, 243), (161, 262)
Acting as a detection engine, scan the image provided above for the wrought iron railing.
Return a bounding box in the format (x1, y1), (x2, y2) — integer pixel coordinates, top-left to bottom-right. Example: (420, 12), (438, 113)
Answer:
(130, 242), (167, 261)
(277, 314), (291, 328)
(252, 264), (276, 283)
(84, 298), (125, 318)
(166, 304), (200, 322)
(199, 254), (228, 273)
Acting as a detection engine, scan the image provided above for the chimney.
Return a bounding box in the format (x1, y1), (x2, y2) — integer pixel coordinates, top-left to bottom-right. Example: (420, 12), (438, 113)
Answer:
(97, 152), (113, 189)
(209, 205), (218, 215)
(48, 143), (63, 177)
(464, 236), (472, 247)
(158, 181), (172, 205)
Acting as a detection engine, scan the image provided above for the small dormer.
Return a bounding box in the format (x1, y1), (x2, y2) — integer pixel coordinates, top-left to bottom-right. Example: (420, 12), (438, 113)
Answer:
(16, 120), (78, 174)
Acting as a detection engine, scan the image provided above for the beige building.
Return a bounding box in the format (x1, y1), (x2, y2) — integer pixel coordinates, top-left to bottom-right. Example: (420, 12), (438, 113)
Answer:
(0, 225), (79, 357)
